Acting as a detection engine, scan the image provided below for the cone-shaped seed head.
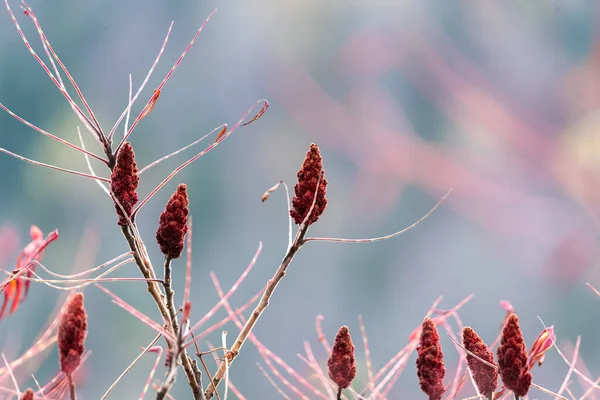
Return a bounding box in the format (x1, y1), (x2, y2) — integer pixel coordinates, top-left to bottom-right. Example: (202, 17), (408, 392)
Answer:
(496, 313), (532, 397)
(156, 184), (189, 259)
(416, 318), (446, 400)
(20, 389), (34, 400)
(58, 293), (87, 375)
(110, 142), (139, 226)
(463, 327), (498, 399)
(290, 143), (328, 226)
(327, 326), (356, 390)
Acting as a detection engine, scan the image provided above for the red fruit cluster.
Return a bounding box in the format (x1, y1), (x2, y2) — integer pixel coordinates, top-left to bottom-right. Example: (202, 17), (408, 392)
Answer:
(290, 144), (328, 226)
(156, 184), (189, 259)
(110, 142), (139, 226)
(58, 293), (88, 375)
(497, 313), (531, 397)
(463, 327), (498, 399)
(416, 318), (446, 400)
(327, 326), (356, 390)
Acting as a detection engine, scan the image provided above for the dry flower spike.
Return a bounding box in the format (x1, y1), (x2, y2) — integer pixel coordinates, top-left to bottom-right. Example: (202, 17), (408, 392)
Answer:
(156, 184), (190, 260)
(327, 326), (356, 399)
(416, 318), (446, 400)
(110, 142), (139, 226)
(497, 313), (531, 398)
(462, 327), (497, 399)
(290, 143), (328, 226)
(58, 293), (88, 376)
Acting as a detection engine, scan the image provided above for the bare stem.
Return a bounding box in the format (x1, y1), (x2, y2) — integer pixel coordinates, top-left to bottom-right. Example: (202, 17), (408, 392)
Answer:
(102, 333), (162, 399)
(120, 226), (203, 399)
(120, 225), (170, 326)
(204, 225), (309, 398)
(163, 258), (178, 328)
(67, 374), (77, 400)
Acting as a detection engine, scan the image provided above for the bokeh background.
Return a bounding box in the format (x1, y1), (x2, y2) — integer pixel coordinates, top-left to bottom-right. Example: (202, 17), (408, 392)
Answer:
(1, 0), (600, 398)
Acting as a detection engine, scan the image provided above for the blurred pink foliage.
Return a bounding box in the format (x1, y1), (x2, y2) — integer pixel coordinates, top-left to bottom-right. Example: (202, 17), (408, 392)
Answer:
(271, 20), (600, 285)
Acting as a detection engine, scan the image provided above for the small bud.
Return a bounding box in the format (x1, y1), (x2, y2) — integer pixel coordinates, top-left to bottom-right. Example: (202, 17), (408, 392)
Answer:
(261, 181), (282, 203)
(58, 293), (88, 375)
(110, 142), (139, 226)
(416, 318), (446, 400)
(497, 313), (531, 398)
(183, 300), (192, 322)
(214, 125), (228, 144)
(462, 327), (498, 399)
(140, 89), (161, 120)
(20, 388), (34, 400)
(290, 144), (328, 226)
(327, 326), (356, 391)
(156, 184), (189, 259)
(528, 325), (555, 370)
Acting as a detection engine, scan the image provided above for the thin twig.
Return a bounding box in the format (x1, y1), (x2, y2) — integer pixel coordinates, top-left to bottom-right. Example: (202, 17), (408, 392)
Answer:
(0, 103), (107, 164)
(116, 10), (218, 154)
(133, 99), (268, 215)
(0, 148), (110, 182)
(303, 188), (451, 244)
(139, 346), (164, 400)
(1, 353), (20, 397)
(358, 315), (375, 395)
(107, 23), (174, 142)
(556, 336), (580, 399)
(77, 127), (111, 196)
(530, 382), (567, 399)
(102, 333), (162, 399)
(191, 331), (221, 400)
(537, 316), (600, 394)
(257, 363), (293, 400)
(139, 125), (226, 175)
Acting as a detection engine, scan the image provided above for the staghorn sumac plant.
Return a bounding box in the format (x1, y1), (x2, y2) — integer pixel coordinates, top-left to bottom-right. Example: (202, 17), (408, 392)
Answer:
(0, 1), (586, 400)
(0, 1), (444, 398)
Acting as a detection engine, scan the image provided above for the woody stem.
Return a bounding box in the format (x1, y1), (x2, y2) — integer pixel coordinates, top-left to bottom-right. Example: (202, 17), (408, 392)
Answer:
(163, 257), (177, 328)
(119, 226), (203, 399)
(158, 257), (205, 400)
(120, 225), (171, 327)
(204, 224), (309, 398)
(67, 374), (77, 400)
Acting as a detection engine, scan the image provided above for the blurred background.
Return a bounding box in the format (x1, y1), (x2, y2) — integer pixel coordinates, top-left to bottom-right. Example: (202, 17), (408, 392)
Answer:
(1, 0), (600, 398)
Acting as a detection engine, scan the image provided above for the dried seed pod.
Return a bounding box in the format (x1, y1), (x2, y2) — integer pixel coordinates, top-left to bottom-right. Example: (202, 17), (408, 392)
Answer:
(156, 184), (189, 259)
(290, 144), (328, 226)
(463, 327), (498, 399)
(416, 318), (446, 400)
(110, 142), (139, 226)
(327, 326), (356, 391)
(528, 326), (555, 370)
(58, 293), (88, 375)
(497, 313), (531, 398)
